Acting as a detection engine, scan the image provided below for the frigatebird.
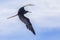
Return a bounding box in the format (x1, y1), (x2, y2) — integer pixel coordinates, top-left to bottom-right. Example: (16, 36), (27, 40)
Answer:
(8, 4), (36, 35)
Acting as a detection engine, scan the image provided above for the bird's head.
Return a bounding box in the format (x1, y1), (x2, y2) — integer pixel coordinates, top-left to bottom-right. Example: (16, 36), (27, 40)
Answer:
(26, 11), (32, 13)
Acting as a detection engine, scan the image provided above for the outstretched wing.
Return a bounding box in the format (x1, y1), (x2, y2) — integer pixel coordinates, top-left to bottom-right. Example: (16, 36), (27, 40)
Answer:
(19, 16), (36, 35)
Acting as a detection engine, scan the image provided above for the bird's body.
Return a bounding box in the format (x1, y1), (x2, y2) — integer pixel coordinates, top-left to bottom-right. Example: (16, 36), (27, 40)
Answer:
(18, 6), (36, 35)
(18, 15), (35, 35)
(8, 4), (36, 35)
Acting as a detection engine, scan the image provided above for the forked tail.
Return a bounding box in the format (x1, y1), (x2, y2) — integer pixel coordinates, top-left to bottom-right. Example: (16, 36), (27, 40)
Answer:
(26, 24), (36, 35)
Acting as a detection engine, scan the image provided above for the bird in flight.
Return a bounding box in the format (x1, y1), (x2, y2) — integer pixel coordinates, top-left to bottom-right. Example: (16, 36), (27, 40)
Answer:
(8, 4), (36, 35)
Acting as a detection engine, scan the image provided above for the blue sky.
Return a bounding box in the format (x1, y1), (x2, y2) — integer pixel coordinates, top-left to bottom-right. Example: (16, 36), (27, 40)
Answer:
(0, 0), (60, 40)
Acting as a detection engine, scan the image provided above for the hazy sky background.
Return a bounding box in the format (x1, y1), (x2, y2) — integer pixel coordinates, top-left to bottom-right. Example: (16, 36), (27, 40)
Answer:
(0, 0), (60, 40)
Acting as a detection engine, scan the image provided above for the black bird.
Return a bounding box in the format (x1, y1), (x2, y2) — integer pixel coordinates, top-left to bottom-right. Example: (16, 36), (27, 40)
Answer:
(8, 4), (36, 35)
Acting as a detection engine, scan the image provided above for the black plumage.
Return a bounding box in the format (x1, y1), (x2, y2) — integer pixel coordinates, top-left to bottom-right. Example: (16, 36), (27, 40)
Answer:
(8, 4), (36, 35)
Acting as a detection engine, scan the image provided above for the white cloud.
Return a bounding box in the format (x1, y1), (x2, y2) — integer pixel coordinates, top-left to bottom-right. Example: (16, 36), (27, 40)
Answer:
(0, 0), (60, 36)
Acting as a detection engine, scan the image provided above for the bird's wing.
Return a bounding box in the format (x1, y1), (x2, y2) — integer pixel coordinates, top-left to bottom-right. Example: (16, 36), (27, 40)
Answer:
(19, 16), (36, 35)
(23, 4), (35, 7)
(7, 14), (17, 19)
